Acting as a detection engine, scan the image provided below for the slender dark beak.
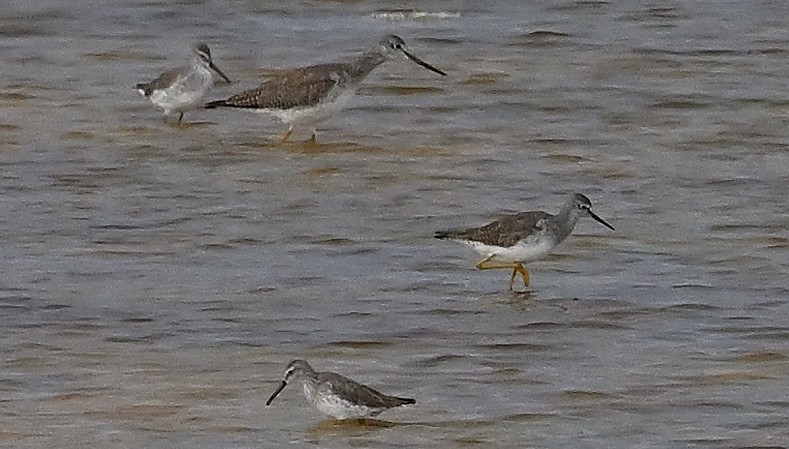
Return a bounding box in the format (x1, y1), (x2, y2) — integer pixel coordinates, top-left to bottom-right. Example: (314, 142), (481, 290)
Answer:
(209, 61), (232, 83)
(266, 380), (288, 406)
(402, 49), (447, 76)
(589, 210), (615, 231)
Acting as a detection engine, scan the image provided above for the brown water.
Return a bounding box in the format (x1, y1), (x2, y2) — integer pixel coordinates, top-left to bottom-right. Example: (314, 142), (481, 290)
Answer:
(1, 1), (787, 448)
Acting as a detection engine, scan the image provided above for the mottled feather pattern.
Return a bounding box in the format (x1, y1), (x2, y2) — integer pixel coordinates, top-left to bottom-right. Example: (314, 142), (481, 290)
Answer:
(435, 211), (553, 247)
(205, 62), (355, 110)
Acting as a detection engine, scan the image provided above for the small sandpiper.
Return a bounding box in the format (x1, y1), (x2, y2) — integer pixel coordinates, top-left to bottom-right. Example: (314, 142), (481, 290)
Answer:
(266, 359), (415, 420)
(205, 34), (446, 143)
(435, 193), (615, 291)
(136, 43), (231, 124)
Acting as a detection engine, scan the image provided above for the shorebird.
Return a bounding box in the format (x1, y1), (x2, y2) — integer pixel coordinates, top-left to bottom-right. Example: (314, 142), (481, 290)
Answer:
(435, 193), (615, 291)
(136, 43), (231, 124)
(266, 359), (415, 420)
(205, 34), (446, 143)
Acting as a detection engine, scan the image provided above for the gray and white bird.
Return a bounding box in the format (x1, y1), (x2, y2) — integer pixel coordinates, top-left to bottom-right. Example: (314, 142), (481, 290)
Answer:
(266, 359), (415, 420)
(435, 193), (615, 291)
(136, 43), (231, 124)
(205, 34), (446, 143)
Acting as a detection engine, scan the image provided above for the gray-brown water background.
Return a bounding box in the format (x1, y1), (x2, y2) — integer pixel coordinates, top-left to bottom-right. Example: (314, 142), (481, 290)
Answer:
(1, 1), (787, 448)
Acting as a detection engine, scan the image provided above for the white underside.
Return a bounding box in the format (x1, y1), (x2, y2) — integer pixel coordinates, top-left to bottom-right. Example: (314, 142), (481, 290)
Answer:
(146, 66), (213, 116)
(303, 381), (379, 419)
(314, 394), (379, 419)
(462, 235), (556, 264)
(249, 88), (356, 126)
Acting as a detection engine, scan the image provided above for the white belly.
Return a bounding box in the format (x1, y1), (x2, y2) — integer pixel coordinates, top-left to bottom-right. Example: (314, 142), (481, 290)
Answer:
(252, 87), (356, 126)
(303, 380), (375, 419)
(465, 236), (555, 264)
(314, 394), (376, 419)
(149, 67), (213, 114)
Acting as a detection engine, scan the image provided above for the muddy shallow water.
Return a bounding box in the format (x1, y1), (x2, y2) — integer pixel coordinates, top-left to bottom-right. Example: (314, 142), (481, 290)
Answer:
(1, 1), (787, 448)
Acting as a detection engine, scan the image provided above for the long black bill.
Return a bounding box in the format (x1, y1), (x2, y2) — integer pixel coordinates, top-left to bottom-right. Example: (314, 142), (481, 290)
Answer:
(590, 211), (615, 231)
(209, 61), (232, 83)
(266, 380), (288, 406)
(402, 50), (447, 76)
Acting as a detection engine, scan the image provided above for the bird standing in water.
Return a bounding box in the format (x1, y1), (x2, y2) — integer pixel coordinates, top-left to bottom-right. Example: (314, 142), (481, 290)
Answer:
(205, 34), (446, 143)
(136, 43), (231, 124)
(266, 359), (415, 420)
(435, 193), (615, 291)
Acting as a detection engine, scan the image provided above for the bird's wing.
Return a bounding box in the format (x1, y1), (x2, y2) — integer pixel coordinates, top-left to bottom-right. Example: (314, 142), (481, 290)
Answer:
(318, 372), (412, 409)
(207, 63), (346, 109)
(438, 211), (553, 247)
(136, 67), (187, 97)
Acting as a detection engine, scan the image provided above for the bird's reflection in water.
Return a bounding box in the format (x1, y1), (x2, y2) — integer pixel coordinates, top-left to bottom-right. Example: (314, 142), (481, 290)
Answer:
(308, 418), (405, 436)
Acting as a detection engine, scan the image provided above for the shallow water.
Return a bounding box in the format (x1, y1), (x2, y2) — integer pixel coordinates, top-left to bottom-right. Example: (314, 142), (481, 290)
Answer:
(1, 1), (787, 448)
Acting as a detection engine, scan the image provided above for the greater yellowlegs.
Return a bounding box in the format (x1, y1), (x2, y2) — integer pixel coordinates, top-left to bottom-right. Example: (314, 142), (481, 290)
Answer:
(435, 193), (615, 291)
(205, 34), (446, 143)
(266, 359), (415, 420)
(136, 43), (231, 124)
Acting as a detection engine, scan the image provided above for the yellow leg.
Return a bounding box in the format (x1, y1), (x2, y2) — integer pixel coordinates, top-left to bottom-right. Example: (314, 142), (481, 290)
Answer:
(476, 256), (530, 291)
(514, 264), (530, 287)
(280, 126), (294, 143)
(474, 254), (496, 270)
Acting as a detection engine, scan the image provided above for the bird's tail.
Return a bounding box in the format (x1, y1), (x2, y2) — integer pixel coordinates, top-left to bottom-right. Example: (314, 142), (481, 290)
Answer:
(390, 396), (416, 406)
(434, 230), (455, 240)
(204, 100), (227, 109)
(135, 83), (152, 97)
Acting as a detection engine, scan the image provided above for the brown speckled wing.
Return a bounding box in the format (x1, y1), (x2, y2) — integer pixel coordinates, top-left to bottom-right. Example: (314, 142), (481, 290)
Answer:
(136, 67), (185, 97)
(437, 211), (553, 247)
(208, 63), (345, 109)
(318, 372), (415, 409)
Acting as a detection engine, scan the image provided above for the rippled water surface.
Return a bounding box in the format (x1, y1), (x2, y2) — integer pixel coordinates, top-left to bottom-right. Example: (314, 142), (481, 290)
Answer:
(1, 1), (787, 448)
